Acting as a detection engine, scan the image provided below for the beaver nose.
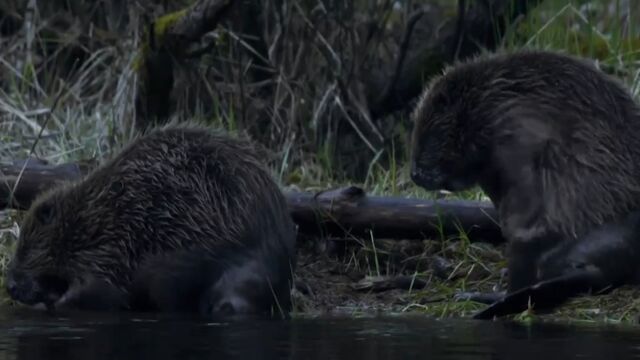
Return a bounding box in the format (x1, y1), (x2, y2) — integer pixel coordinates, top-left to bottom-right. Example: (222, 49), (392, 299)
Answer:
(4, 269), (43, 305)
(5, 269), (27, 301)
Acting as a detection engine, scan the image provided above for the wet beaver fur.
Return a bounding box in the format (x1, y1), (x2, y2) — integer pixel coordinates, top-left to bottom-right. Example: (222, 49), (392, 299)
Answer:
(473, 210), (640, 319)
(40, 248), (288, 318)
(5, 121), (297, 318)
(409, 50), (640, 297)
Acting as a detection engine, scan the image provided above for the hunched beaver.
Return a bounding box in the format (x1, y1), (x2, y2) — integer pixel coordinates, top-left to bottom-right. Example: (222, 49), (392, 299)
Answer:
(409, 50), (640, 296)
(5, 121), (297, 318)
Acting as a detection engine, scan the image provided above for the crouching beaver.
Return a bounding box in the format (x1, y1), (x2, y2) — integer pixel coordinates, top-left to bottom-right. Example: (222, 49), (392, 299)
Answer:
(409, 50), (640, 298)
(5, 121), (297, 318)
(473, 210), (640, 319)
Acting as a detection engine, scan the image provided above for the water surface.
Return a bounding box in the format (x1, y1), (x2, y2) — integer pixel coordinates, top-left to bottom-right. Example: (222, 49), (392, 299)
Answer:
(0, 308), (639, 359)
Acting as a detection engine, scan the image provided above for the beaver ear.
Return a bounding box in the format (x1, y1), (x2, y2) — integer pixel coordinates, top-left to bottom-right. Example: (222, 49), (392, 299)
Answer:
(109, 181), (125, 197)
(35, 203), (55, 225)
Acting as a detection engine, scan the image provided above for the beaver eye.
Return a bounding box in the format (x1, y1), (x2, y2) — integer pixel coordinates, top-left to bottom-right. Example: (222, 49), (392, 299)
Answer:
(571, 262), (587, 270)
(419, 144), (439, 164)
(35, 203), (55, 225)
(110, 181), (125, 197)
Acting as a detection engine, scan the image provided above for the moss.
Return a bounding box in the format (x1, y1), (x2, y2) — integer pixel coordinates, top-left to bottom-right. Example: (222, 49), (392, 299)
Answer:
(132, 7), (190, 72)
(19, 62), (36, 94)
(153, 8), (190, 47)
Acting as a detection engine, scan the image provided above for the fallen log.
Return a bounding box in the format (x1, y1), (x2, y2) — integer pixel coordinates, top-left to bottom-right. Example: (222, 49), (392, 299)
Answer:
(0, 158), (88, 209)
(289, 186), (502, 244)
(0, 159), (503, 243)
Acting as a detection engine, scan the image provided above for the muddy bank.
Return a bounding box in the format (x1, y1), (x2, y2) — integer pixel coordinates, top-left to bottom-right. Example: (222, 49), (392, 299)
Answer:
(291, 236), (503, 317)
(292, 236), (640, 324)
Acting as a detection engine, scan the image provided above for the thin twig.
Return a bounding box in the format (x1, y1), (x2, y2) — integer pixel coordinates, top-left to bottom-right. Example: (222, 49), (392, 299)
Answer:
(8, 87), (65, 207)
(451, 0), (467, 61)
(379, 8), (426, 107)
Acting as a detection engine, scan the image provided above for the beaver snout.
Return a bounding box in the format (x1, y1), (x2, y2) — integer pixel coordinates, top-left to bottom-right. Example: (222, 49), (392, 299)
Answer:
(5, 269), (69, 308)
(410, 164), (446, 191)
(6, 269), (43, 306)
(411, 160), (475, 193)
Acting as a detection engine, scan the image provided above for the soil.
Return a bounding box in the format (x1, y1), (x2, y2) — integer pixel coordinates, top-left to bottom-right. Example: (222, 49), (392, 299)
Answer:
(291, 235), (640, 324)
(291, 235), (503, 318)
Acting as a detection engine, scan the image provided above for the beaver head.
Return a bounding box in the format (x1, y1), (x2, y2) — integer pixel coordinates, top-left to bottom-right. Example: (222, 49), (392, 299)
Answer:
(409, 63), (495, 193)
(409, 52), (575, 201)
(6, 180), (129, 310)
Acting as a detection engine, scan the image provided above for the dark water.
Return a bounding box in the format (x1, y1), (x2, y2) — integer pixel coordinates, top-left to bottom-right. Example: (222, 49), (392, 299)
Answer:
(1, 309), (640, 360)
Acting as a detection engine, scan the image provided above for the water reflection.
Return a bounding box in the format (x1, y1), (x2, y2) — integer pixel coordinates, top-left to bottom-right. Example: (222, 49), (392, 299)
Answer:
(0, 308), (638, 359)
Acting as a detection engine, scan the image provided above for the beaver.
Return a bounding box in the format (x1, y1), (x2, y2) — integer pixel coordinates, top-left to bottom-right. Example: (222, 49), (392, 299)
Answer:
(409, 50), (640, 295)
(472, 210), (640, 319)
(5, 121), (297, 318)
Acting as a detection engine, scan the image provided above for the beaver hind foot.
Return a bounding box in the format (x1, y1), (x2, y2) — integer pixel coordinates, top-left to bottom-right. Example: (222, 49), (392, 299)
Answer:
(130, 249), (292, 319)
